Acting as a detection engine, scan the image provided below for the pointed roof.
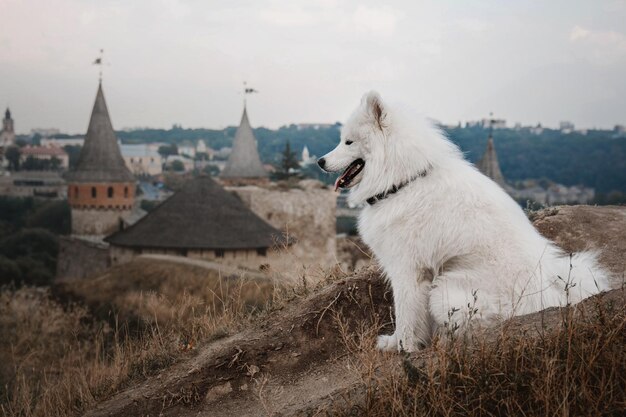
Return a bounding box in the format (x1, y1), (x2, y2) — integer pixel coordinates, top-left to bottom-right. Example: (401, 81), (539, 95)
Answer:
(65, 82), (134, 183)
(4, 108), (11, 120)
(476, 134), (506, 187)
(105, 176), (285, 250)
(220, 107), (268, 179)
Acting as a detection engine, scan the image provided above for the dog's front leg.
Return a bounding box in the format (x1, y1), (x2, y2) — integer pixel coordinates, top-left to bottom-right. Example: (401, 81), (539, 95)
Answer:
(378, 268), (432, 352)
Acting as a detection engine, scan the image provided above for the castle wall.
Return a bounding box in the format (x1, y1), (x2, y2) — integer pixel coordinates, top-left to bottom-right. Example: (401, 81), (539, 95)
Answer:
(71, 207), (132, 236)
(228, 180), (337, 271)
(56, 236), (111, 281)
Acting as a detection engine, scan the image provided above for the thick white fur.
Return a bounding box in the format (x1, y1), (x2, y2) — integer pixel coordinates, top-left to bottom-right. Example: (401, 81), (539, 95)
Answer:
(320, 92), (611, 352)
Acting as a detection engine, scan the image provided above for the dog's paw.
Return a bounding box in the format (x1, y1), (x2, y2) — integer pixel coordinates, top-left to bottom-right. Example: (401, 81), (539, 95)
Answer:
(377, 333), (399, 351)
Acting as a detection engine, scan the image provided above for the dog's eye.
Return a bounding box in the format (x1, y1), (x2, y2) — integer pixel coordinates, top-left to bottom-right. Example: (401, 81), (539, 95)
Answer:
(345, 140), (353, 145)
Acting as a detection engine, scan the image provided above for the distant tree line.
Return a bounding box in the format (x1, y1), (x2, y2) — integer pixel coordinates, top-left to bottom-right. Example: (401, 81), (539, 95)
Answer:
(54, 123), (626, 195)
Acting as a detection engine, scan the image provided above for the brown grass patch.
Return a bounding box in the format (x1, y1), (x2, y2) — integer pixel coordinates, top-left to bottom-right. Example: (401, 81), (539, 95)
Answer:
(337, 290), (626, 416)
(0, 258), (286, 417)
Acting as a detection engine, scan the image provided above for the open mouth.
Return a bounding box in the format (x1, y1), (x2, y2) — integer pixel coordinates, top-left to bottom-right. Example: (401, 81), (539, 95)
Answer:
(334, 158), (365, 191)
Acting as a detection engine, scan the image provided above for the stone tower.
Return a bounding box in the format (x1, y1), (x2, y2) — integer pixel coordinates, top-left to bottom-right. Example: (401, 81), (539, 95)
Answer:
(65, 82), (136, 237)
(220, 106), (268, 185)
(0, 108), (16, 147)
(476, 124), (507, 188)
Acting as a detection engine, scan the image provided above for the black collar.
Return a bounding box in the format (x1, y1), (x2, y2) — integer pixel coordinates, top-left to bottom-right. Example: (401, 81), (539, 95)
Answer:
(366, 169), (429, 206)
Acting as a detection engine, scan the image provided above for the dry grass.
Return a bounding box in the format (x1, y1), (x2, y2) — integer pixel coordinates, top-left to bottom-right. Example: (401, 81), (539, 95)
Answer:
(0, 258), (284, 417)
(0, 257), (350, 417)
(337, 291), (626, 417)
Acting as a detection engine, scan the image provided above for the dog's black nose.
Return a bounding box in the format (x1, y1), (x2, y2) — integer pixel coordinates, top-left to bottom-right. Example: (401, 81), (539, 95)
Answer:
(317, 157), (326, 169)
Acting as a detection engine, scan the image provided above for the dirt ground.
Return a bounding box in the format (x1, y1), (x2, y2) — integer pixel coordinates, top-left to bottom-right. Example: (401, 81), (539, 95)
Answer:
(83, 205), (626, 417)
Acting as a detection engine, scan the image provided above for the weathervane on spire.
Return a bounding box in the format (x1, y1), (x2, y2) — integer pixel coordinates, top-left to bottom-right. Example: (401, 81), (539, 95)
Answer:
(243, 81), (258, 107)
(93, 49), (105, 83)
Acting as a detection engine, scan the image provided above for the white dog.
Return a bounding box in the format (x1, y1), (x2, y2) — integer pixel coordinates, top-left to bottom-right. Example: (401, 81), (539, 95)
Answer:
(318, 91), (611, 352)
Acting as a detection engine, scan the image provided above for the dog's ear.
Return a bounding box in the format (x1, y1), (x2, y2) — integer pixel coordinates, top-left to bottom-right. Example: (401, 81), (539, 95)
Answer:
(362, 91), (387, 132)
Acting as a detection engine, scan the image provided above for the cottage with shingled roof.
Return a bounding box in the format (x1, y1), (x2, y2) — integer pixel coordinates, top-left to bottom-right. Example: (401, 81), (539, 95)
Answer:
(65, 81), (136, 236)
(220, 107), (268, 185)
(105, 176), (287, 266)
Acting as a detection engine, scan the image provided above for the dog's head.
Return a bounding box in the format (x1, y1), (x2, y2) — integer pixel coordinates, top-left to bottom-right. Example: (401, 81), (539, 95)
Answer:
(318, 91), (388, 191)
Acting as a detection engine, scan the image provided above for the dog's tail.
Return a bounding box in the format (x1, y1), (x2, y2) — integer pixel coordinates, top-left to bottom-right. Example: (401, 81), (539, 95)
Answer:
(546, 248), (612, 304)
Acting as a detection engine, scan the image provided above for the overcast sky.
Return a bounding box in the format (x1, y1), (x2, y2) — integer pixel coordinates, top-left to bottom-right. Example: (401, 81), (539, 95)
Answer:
(1, 0), (625, 133)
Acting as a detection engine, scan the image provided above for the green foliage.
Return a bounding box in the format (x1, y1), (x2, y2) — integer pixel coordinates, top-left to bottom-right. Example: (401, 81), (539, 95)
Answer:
(26, 200), (71, 235)
(20, 155), (62, 171)
(4, 146), (20, 171)
(0, 196), (36, 236)
(0, 256), (21, 286)
(158, 144), (178, 158)
(0, 228), (58, 286)
(275, 140), (300, 179)
(446, 126), (626, 194)
(116, 124), (626, 196)
(140, 200), (161, 212)
(202, 164), (220, 176)
(170, 159), (185, 172)
(63, 145), (82, 169)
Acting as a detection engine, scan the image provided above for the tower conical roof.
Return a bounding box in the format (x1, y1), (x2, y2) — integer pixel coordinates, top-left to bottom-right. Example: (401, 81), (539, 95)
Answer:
(221, 107), (268, 179)
(105, 176), (285, 249)
(476, 135), (506, 187)
(65, 83), (134, 183)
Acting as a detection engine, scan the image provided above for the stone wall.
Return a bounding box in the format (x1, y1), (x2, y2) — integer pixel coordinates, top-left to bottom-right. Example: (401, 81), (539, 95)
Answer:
(56, 236), (111, 281)
(229, 180), (337, 273)
(109, 245), (277, 272)
(71, 208), (132, 236)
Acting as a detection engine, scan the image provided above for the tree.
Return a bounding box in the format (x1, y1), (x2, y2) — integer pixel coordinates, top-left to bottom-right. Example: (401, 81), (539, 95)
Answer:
(5, 146), (20, 171)
(277, 140), (300, 179)
(170, 159), (185, 172)
(63, 145), (82, 169)
(158, 144), (178, 158)
(202, 164), (220, 176)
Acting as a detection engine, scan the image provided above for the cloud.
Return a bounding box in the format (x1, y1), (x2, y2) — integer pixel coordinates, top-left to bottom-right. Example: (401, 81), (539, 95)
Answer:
(569, 25), (626, 64)
(351, 5), (400, 37)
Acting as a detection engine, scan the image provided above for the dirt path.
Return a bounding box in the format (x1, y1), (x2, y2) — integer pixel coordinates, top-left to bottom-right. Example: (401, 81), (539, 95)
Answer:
(138, 254), (267, 280)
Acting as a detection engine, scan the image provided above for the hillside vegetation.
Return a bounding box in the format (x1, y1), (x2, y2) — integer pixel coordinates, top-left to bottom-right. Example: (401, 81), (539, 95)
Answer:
(111, 125), (626, 195)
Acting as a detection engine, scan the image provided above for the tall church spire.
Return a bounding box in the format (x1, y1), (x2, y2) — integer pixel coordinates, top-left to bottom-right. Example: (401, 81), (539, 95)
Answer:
(476, 114), (506, 188)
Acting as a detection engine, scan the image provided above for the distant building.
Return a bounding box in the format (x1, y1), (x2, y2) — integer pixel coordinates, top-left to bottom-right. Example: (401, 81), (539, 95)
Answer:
(613, 125), (625, 138)
(64, 81), (136, 237)
(41, 137), (85, 147)
(20, 145), (69, 169)
(196, 139), (208, 154)
(0, 108), (16, 148)
(300, 145), (316, 166)
(560, 121), (575, 134)
(476, 129), (507, 189)
(31, 128), (61, 137)
(529, 123), (544, 135)
(296, 123), (334, 131)
(105, 176), (287, 267)
(165, 154), (194, 172)
(0, 171), (67, 198)
(220, 106), (268, 185)
(121, 144), (162, 176)
(178, 141), (196, 158)
(213, 147), (232, 160)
